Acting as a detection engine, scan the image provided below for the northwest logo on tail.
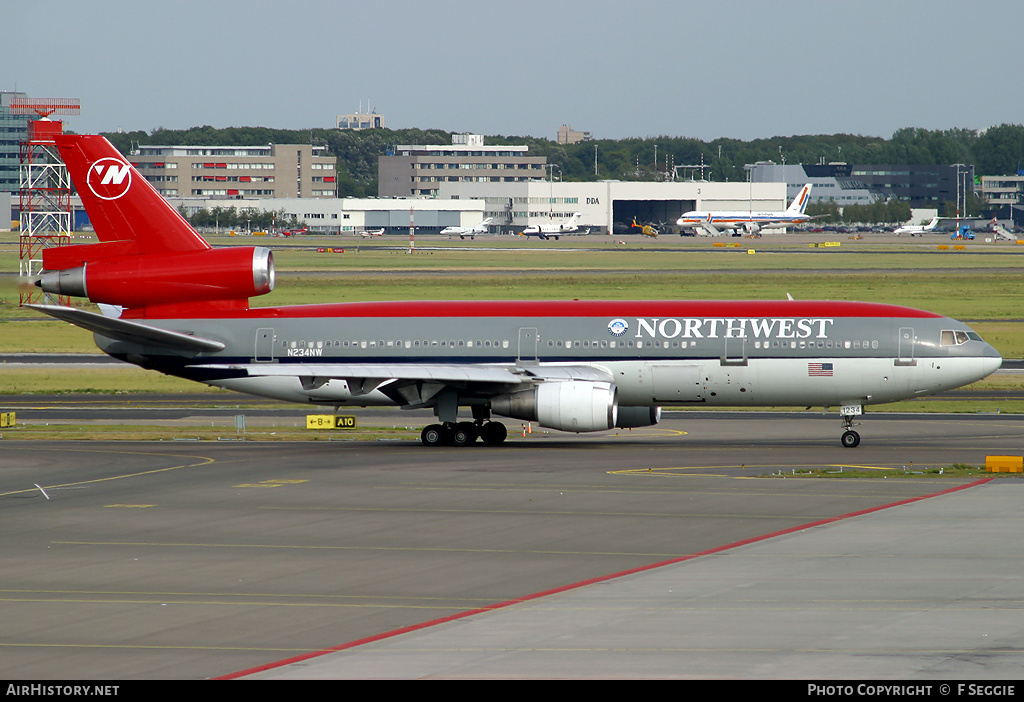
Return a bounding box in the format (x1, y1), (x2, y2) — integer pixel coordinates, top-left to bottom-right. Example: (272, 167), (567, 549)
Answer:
(87, 158), (133, 200)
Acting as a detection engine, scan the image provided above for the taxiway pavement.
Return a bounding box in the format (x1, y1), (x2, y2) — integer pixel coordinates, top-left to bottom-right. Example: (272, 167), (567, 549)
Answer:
(0, 412), (1021, 679)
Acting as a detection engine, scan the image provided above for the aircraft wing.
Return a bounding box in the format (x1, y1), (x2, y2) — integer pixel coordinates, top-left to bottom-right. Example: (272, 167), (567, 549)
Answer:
(202, 362), (524, 386)
(197, 361), (614, 408)
(25, 304), (226, 354)
(199, 362), (613, 388)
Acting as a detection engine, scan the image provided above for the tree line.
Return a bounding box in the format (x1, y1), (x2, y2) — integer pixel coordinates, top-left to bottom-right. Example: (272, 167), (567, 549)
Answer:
(178, 206), (301, 232)
(103, 123), (1024, 204)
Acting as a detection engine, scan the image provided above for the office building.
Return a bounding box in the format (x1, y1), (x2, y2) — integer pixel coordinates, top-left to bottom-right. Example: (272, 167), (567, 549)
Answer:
(0, 92), (33, 195)
(132, 143), (337, 198)
(378, 134), (547, 198)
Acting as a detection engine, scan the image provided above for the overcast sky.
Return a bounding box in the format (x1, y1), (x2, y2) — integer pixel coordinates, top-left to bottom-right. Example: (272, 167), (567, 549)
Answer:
(6, 0), (1022, 142)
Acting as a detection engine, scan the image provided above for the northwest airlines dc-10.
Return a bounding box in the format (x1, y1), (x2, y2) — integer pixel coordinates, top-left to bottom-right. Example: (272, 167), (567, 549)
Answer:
(677, 184), (814, 236)
(31, 131), (1001, 447)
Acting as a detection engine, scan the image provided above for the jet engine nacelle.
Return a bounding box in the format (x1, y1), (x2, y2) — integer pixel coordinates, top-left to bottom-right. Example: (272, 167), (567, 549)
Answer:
(37, 246), (275, 308)
(616, 405), (661, 428)
(489, 381), (618, 432)
(739, 222), (761, 235)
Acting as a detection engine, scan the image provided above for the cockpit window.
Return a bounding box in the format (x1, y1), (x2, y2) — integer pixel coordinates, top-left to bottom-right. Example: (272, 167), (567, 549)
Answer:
(941, 330), (974, 346)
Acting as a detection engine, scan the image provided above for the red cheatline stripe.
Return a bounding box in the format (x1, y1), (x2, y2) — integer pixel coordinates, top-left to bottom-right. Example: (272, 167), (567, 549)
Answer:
(153, 299), (943, 321)
(216, 477), (992, 679)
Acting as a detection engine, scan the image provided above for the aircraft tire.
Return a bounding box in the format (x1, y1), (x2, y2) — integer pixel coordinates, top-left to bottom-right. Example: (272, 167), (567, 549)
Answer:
(450, 423), (475, 447)
(841, 430), (861, 448)
(421, 424), (447, 446)
(458, 421), (479, 443)
(480, 421), (507, 446)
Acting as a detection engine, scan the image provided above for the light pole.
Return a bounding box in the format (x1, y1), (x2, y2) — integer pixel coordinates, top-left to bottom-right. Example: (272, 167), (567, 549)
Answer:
(544, 164), (560, 222)
(952, 163), (966, 235)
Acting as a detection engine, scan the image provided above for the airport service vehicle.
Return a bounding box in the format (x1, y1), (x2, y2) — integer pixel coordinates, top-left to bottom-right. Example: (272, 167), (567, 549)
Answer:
(952, 224), (976, 241)
(519, 212), (584, 240)
(677, 184), (814, 236)
(31, 133), (1001, 448)
(441, 218), (494, 240)
(988, 218), (1016, 241)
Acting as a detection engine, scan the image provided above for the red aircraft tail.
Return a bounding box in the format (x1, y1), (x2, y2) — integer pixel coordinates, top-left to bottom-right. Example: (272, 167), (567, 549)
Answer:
(54, 134), (210, 255)
(37, 134), (274, 317)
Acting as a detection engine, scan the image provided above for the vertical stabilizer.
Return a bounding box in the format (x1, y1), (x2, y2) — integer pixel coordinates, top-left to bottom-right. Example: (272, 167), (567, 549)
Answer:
(53, 134), (210, 255)
(787, 184), (813, 213)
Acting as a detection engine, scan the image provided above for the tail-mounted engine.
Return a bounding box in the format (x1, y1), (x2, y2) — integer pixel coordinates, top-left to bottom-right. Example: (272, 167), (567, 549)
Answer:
(37, 246), (274, 309)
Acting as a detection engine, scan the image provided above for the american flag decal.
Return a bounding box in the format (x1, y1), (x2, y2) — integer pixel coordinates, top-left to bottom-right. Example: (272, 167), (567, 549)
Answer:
(808, 362), (834, 376)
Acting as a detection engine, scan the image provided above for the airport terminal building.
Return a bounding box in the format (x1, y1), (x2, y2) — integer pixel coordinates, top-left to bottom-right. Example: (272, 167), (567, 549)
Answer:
(751, 161), (975, 209)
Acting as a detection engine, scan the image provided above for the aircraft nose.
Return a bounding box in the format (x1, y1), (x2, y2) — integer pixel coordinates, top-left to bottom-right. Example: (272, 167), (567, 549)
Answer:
(981, 351), (1002, 378)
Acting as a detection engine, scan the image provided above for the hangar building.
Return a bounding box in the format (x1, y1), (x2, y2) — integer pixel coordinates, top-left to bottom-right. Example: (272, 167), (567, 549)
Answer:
(165, 196), (486, 234)
(436, 179), (787, 235)
(162, 181), (786, 236)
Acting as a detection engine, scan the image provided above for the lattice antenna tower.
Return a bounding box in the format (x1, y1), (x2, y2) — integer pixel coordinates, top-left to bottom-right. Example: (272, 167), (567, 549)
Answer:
(10, 98), (81, 305)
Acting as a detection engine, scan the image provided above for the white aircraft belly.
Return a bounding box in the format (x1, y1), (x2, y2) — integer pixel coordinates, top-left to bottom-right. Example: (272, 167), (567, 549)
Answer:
(202, 355), (996, 410)
(601, 356), (993, 408)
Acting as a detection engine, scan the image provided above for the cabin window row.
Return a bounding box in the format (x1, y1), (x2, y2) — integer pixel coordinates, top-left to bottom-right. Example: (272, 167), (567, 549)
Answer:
(281, 338), (880, 352)
(285, 339), (511, 349)
(754, 339), (879, 350)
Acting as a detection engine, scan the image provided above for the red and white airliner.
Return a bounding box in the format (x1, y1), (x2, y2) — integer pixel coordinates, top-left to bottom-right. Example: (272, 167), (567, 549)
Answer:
(677, 183), (815, 236)
(31, 132), (1001, 447)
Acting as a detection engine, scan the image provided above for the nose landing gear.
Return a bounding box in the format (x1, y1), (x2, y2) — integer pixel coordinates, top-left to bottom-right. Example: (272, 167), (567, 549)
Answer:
(839, 404), (863, 448)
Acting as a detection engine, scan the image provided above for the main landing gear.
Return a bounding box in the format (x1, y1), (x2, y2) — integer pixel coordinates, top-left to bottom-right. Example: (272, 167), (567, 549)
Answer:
(421, 420), (508, 447)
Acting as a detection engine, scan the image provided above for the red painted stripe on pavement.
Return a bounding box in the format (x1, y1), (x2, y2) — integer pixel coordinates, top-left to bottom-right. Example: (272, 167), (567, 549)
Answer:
(216, 477), (992, 679)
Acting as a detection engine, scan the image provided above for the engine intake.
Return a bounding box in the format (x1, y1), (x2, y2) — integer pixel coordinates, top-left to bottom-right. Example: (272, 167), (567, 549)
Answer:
(490, 381), (618, 433)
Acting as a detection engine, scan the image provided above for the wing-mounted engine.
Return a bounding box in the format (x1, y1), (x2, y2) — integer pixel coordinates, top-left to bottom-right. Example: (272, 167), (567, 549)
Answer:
(489, 380), (618, 432)
(616, 405), (661, 428)
(739, 222), (761, 235)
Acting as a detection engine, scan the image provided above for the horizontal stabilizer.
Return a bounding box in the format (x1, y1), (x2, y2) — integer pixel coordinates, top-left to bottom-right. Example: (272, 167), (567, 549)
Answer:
(25, 304), (225, 353)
